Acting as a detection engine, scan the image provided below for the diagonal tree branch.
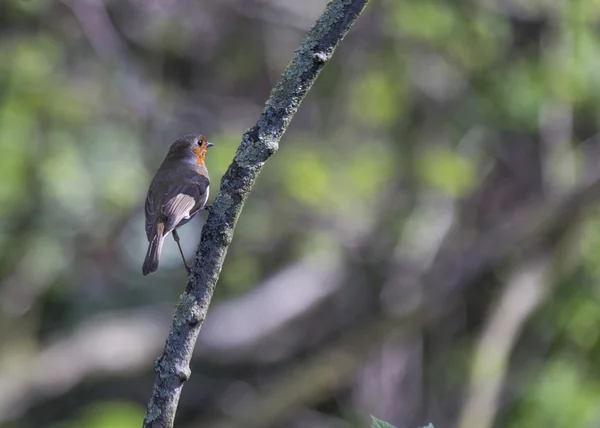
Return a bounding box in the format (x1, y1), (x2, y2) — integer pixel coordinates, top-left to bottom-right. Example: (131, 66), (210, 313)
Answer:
(143, 1), (371, 426)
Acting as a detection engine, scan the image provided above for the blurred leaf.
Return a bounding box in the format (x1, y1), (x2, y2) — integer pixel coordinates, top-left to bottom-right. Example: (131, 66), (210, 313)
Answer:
(371, 416), (397, 428)
(417, 148), (476, 196)
(546, 23), (600, 104)
(205, 131), (241, 180)
(85, 126), (148, 214)
(49, 401), (144, 428)
(494, 59), (544, 127)
(6, 0), (52, 14)
(21, 236), (69, 286)
(285, 150), (330, 207)
(512, 360), (600, 428)
(40, 133), (95, 220)
(579, 213), (600, 278)
(349, 68), (406, 127)
(11, 37), (58, 85)
(446, 14), (508, 69)
(389, 0), (458, 42)
(0, 102), (32, 209)
(221, 255), (261, 293)
(566, 300), (600, 350)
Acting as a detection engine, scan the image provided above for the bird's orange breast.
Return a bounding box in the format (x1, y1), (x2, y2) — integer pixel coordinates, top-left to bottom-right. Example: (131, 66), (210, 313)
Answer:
(192, 146), (207, 165)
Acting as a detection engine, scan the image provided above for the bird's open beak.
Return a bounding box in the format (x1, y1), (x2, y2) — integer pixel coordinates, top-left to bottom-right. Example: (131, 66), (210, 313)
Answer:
(206, 142), (214, 148)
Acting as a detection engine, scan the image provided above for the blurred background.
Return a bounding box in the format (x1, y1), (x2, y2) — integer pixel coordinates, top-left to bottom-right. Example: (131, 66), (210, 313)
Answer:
(2, 0), (600, 427)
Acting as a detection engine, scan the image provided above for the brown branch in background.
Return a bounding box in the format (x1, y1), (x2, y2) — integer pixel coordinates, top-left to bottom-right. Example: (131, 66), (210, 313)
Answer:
(205, 317), (411, 428)
(456, 253), (552, 428)
(0, 256), (341, 422)
(142, 1), (372, 426)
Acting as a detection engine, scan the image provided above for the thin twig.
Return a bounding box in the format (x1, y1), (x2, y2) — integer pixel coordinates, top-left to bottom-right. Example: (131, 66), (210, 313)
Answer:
(142, 1), (371, 426)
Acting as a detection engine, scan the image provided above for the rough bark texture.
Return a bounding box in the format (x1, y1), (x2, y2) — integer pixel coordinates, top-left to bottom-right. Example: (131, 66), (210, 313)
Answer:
(142, 1), (371, 426)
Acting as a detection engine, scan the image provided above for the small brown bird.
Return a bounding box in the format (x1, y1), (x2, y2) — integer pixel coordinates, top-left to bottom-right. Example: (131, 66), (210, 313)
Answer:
(143, 134), (214, 276)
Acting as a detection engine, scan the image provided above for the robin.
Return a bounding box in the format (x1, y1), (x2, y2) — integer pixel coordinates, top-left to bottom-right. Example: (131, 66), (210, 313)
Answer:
(142, 134), (214, 276)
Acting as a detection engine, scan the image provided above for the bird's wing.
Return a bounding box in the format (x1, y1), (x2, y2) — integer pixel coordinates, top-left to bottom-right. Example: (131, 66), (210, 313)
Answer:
(144, 188), (156, 241)
(161, 175), (210, 233)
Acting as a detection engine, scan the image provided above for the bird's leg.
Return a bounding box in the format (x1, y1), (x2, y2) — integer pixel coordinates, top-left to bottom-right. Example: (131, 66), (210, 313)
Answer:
(188, 204), (212, 218)
(172, 229), (191, 274)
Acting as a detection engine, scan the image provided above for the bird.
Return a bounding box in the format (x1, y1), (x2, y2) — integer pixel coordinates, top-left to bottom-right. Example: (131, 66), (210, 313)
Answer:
(142, 134), (214, 276)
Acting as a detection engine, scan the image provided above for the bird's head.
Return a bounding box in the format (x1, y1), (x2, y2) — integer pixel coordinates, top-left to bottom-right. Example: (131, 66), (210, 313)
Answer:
(166, 134), (214, 165)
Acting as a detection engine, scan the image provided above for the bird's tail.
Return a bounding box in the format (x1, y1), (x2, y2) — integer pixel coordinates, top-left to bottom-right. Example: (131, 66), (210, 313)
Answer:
(143, 222), (166, 275)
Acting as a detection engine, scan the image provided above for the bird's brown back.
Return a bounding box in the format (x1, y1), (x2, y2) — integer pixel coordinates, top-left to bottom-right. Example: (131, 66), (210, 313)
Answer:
(145, 160), (210, 239)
